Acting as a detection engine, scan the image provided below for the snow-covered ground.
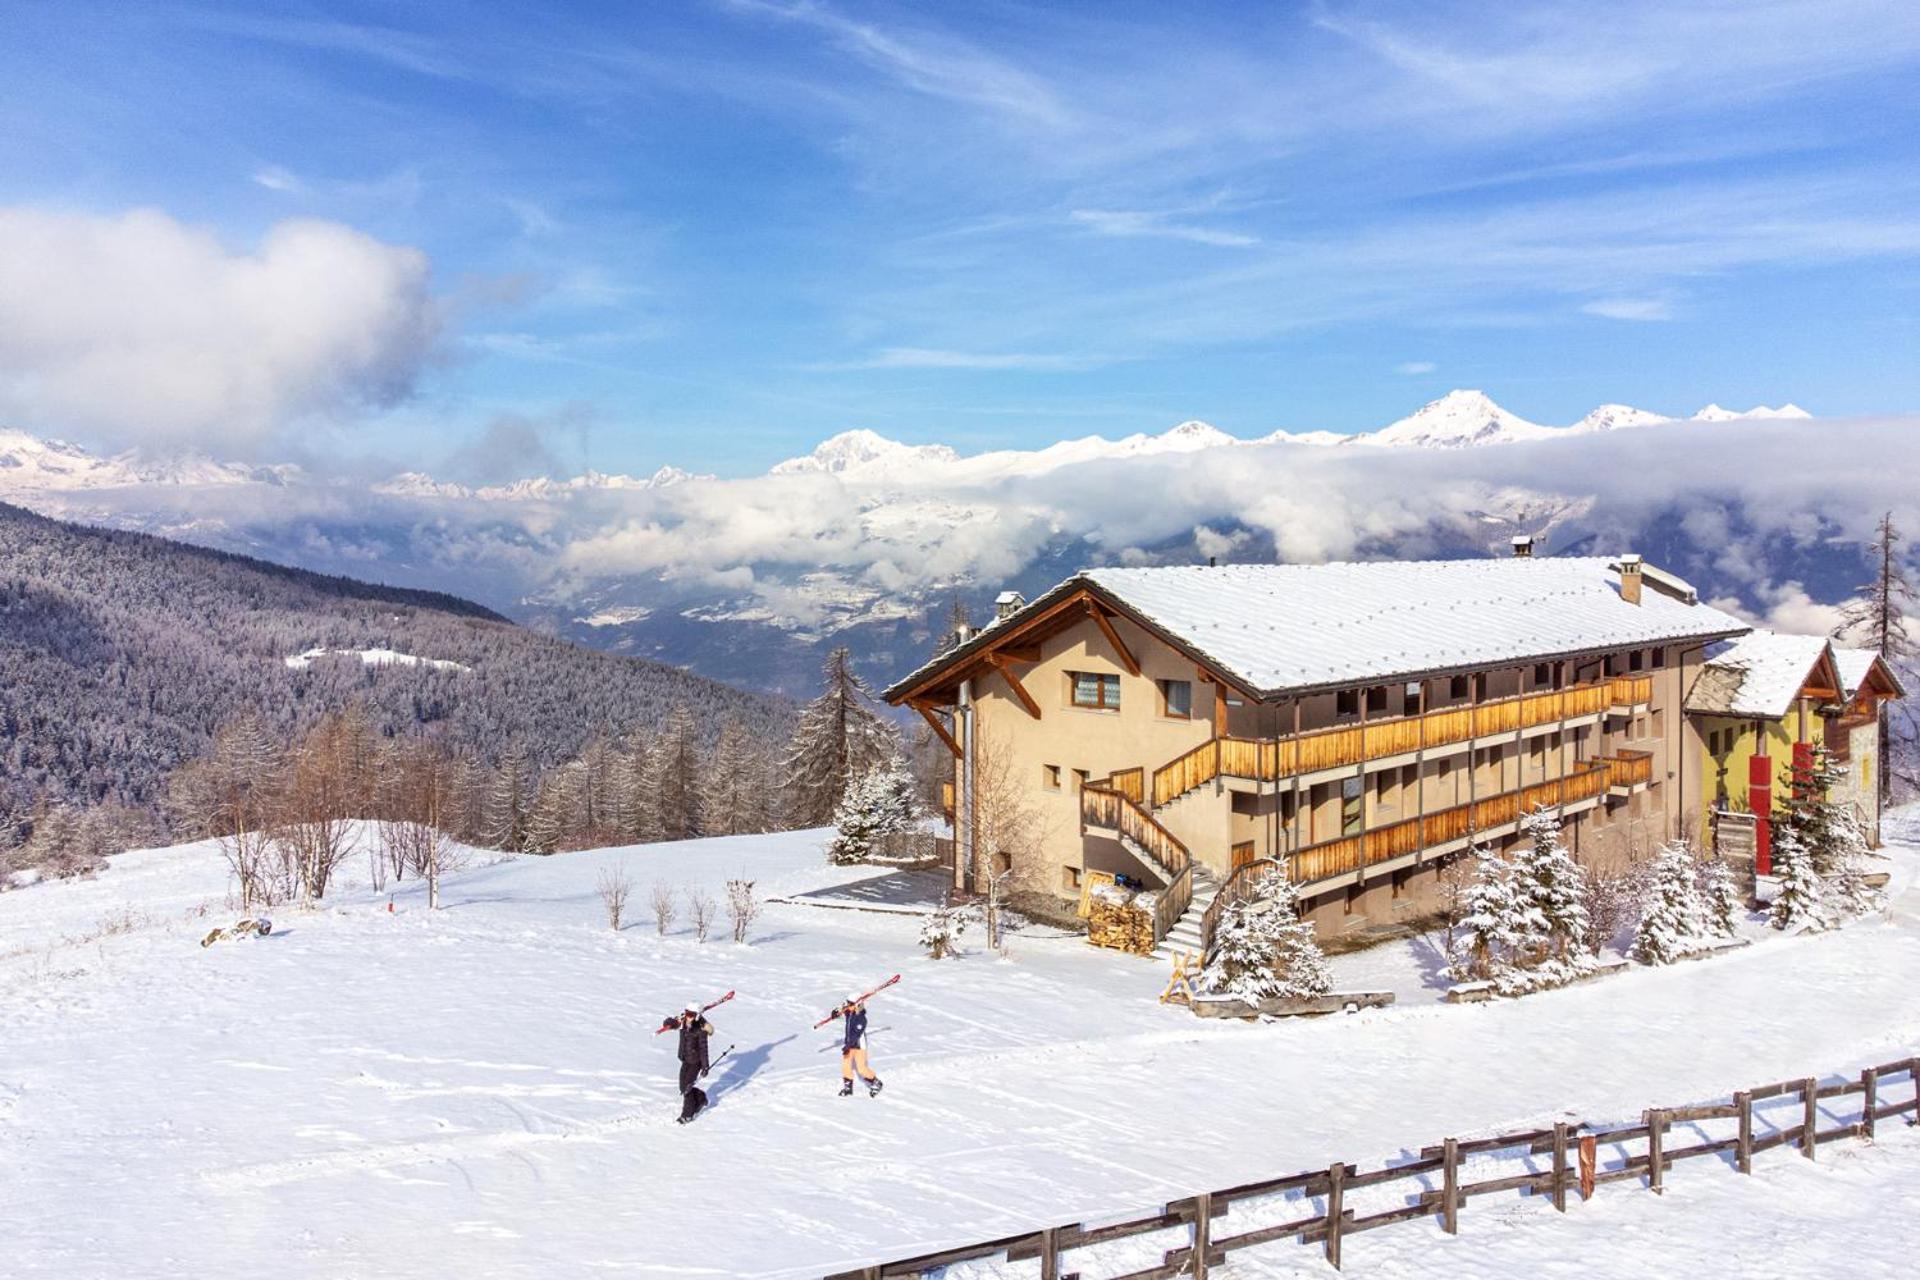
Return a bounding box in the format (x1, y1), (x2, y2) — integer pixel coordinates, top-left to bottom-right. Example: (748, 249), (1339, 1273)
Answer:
(3, 815), (1919, 1279)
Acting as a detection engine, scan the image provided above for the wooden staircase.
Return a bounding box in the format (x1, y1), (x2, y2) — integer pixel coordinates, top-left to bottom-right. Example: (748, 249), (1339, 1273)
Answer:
(1150, 864), (1218, 962)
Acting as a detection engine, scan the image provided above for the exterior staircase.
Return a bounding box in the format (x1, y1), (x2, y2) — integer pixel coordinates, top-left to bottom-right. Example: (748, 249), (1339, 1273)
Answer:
(1151, 864), (1219, 963)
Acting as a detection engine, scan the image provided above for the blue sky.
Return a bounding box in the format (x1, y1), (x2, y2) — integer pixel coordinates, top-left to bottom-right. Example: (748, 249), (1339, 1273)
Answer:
(1, 1), (1918, 478)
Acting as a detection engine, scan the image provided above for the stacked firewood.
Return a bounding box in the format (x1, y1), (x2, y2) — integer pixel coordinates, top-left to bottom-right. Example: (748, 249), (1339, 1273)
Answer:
(1087, 884), (1154, 955)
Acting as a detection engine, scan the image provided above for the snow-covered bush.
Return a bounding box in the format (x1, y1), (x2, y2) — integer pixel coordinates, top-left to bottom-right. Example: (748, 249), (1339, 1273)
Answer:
(826, 764), (918, 865)
(1633, 841), (1708, 964)
(1200, 871), (1331, 1001)
(688, 887), (717, 942)
(650, 881), (677, 935)
(920, 896), (973, 959)
(596, 866), (633, 931)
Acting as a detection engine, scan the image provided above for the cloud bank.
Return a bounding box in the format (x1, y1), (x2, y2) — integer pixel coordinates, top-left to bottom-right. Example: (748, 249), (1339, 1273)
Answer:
(0, 206), (439, 452)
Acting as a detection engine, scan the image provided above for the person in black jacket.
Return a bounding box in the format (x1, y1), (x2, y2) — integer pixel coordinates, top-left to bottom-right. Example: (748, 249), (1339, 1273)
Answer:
(664, 1003), (714, 1123)
(826, 994), (883, 1097)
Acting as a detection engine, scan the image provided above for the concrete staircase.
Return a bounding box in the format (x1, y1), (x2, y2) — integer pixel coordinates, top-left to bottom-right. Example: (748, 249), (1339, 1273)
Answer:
(1151, 864), (1220, 963)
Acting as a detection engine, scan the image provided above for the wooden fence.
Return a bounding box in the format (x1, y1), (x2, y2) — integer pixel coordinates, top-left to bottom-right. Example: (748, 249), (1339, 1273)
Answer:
(825, 1055), (1919, 1279)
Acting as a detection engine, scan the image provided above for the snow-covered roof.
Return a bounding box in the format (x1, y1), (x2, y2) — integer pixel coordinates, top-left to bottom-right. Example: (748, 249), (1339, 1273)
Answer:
(1684, 632), (1834, 718)
(888, 556), (1748, 703)
(1833, 646), (1908, 700)
(1077, 559), (1744, 695)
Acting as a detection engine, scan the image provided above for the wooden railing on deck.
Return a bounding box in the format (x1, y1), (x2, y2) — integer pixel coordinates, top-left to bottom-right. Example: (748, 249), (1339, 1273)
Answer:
(1152, 866), (1193, 950)
(1610, 674), (1654, 706)
(1152, 680), (1619, 807)
(1081, 785), (1191, 881)
(1280, 761), (1614, 888)
(1608, 748), (1654, 787)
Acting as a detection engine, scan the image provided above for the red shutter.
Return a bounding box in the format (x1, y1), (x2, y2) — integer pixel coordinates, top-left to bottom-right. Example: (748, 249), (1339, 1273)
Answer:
(1749, 754), (1773, 875)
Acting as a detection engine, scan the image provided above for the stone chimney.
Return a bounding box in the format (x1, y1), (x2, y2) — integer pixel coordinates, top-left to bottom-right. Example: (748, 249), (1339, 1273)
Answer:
(994, 590), (1026, 622)
(1619, 554), (1643, 606)
(1511, 535), (1534, 558)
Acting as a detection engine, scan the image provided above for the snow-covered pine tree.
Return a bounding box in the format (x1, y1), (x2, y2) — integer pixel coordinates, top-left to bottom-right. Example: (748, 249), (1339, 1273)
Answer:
(1768, 822), (1826, 930)
(826, 762), (917, 865)
(1632, 840), (1706, 964)
(1698, 854), (1742, 937)
(1513, 808), (1588, 960)
(1201, 871), (1332, 1001)
(1823, 804), (1886, 921)
(782, 647), (895, 827)
(1452, 843), (1520, 980)
(919, 894), (971, 959)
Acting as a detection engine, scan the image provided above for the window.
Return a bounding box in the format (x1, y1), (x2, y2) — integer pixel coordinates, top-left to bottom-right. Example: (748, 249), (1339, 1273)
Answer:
(1336, 688), (1360, 717)
(1653, 648), (1668, 669)
(1450, 674), (1471, 701)
(1069, 671), (1121, 710)
(1629, 649), (1645, 672)
(1062, 866), (1082, 891)
(1158, 679), (1193, 718)
(1042, 764), (1062, 790)
(1072, 768), (1090, 790)
(1534, 663), (1553, 686)
(1366, 686), (1389, 715)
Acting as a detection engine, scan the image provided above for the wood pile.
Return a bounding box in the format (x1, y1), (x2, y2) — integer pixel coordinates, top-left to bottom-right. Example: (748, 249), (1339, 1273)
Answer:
(1087, 884), (1154, 955)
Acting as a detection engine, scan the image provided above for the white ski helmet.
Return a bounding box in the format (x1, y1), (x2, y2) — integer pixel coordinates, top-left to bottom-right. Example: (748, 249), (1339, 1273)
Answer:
(685, 1002), (701, 1013)
(846, 993), (862, 1004)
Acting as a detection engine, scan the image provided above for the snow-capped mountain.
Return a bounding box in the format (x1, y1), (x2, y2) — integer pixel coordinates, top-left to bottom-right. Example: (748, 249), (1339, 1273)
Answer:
(1567, 403), (1673, 434)
(1692, 403), (1812, 422)
(0, 427), (287, 490)
(1350, 390), (1561, 449)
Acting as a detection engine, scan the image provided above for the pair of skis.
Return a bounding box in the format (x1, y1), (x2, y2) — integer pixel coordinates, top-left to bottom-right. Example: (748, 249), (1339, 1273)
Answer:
(654, 988), (736, 1033)
(812, 974), (901, 1028)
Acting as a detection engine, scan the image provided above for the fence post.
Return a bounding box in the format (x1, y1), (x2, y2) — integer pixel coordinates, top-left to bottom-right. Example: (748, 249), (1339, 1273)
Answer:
(1862, 1070), (1877, 1142)
(1191, 1192), (1211, 1280)
(1441, 1139), (1460, 1234)
(1039, 1227), (1059, 1280)
(1801, 1078), (1818, 1159)
(1551, 1122), (1569, 1212)
(1325, 1163), (1347, 1270)
(1578, 1134), (1596, 1201)
(1646, 1109), (1665, 1195)
(1912, 1058), (1920, 1127)
(1735, 1091), (1753, 1174)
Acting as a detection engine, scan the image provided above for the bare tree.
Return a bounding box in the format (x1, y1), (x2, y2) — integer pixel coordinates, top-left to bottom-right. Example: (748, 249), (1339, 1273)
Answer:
(725, 877), (760, 944)
(688, 887), (717, 942)
(169, 715), (285, 910)
(596, 865), (633, 930)
(1833, 511), (1917, 804)
(650, 881), (678, 935)
(271, 710), (374, 903)
(967, 729), (1049, 949)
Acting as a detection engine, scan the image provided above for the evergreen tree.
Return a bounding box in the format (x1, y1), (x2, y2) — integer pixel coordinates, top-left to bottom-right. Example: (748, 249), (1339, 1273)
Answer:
(1453, 843), (1521, 980)
(1202, 871), (1332, 1000)
(1833, 512), (1915, 808)
(1768, 823), (1826, 930)
(1513, 809), (1588, 960)
(1698, 854), (1742, 937)
(654, 704), (704, 841)
(782, 647), (895, 827)
(1633, 841), (1706, 964)
(826, 762), (918, 865)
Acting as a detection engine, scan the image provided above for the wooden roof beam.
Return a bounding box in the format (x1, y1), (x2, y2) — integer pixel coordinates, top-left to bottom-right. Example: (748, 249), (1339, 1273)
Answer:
(1087, 602), (1141, 678)
(908, 698), (962, 758)
(985, 652), (1042, 719)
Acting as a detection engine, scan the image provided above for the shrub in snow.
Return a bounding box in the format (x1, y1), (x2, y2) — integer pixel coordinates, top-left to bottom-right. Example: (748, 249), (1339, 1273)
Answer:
(1201, 871), (1331, 1002)
(725, 878), (760, 944)
(1633, 841), (1708, 964)
(595, 866), (632, 931)
(920, 896), (973, 959)
(1768, 825), (1827, 931)
(688, 887), (717, 942)
(1823, 809), (1885, 921)
(826, 764), (918, 865)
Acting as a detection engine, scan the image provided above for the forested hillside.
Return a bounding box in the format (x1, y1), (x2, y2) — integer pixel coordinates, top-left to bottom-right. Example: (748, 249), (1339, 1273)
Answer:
(0, 501), (791, 823)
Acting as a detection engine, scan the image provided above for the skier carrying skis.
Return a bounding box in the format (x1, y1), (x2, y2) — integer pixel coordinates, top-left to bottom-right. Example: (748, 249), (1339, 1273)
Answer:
(826, 993), (883, 1097)
(663, 1002), (714, 1124)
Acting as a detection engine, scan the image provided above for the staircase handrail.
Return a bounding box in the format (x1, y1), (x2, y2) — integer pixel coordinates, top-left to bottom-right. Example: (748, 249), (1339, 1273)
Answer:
(1081, 783), (1192, 882)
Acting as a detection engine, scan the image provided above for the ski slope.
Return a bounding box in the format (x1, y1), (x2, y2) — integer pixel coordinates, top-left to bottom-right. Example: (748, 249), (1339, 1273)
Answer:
(3, 817), (1919, 1279)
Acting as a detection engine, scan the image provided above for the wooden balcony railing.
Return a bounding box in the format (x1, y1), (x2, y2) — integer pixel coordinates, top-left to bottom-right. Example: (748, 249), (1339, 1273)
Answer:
(1281, 761), (1614, 888)
(1081, 784), (1192, 882)
(1608, 748), (1654, 788)
(1151, 681), (1616, 808)
(1151, 866), (1193, 951)
(1610, 675), (1654, 707)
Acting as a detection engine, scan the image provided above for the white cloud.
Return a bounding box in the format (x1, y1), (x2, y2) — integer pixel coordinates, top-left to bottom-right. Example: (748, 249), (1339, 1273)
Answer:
(1582, 296), (1675, 322)
(1070, 209), (1258, 248)
(251, 166), (305, 194)
(1396, 361), (1437, 375)
(0, 206), (439, 450)
(1708, 580), (1847, 637)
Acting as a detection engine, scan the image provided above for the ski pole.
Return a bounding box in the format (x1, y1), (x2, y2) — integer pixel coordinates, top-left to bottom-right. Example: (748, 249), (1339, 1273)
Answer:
(702, 1046), (735, 1077)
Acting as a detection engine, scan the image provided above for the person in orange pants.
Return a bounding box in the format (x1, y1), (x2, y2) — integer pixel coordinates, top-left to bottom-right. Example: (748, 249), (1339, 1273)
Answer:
(827, 994), (883, 1097)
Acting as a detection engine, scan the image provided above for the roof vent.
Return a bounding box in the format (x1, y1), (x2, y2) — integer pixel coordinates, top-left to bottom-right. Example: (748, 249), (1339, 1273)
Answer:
(994, 590), (1026, 622)
(1619, 554), (1643, 606)
(1511, 535), (1534, 558)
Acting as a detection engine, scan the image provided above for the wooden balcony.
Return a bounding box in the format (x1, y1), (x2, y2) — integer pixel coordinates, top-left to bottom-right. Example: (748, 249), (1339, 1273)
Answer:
(1607, 748), (1654, 796)
(1609, 675), (1654, 709)
(1152, 681), (1614, 808)
(1284, 760), (1614, 888)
